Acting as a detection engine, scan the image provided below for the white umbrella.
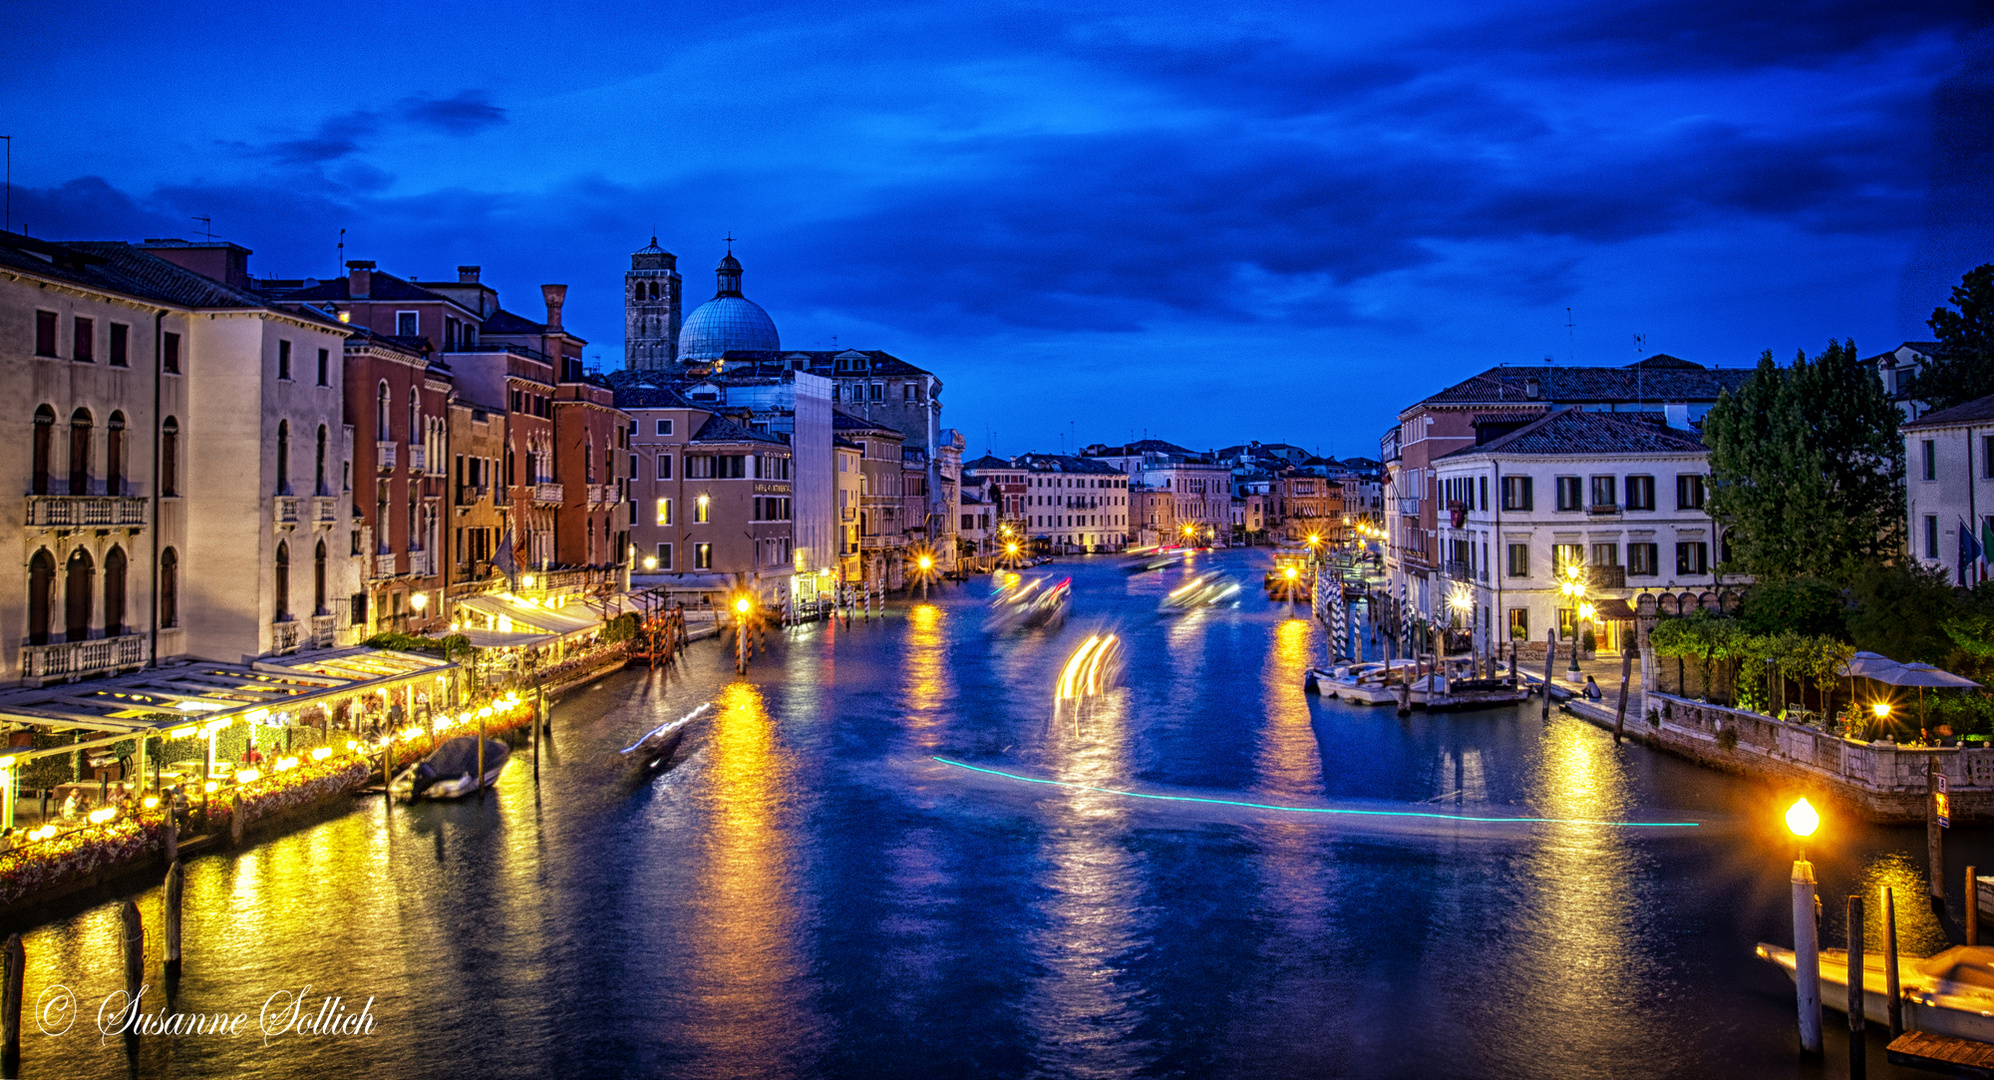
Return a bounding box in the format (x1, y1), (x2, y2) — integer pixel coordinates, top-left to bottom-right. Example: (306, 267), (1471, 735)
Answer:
(1838, 651), (1905, 679)
(1875, 661), (1982, 733)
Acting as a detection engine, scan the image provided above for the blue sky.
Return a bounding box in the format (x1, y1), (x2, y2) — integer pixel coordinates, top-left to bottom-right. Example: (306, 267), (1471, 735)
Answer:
(5, 0), (1988, 458)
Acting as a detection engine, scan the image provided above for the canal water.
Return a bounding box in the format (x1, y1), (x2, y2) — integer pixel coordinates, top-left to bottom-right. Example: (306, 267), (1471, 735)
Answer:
(14, 550), (1989, 1078)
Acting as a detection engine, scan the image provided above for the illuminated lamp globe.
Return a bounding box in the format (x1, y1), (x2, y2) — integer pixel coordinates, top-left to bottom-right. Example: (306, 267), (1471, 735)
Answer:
(734, 597), (752, 615)
(1873, 702), (1891, 719)
(1785, 797), (1819, 839)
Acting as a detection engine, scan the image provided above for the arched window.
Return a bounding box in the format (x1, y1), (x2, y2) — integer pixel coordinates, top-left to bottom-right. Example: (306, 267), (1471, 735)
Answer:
(103, 546), (126, 636)
(68, 408), (93, 495)
(161, 417), (180, 497)
(27, 549), (55, 645)
(31, 406), (54, 495)
(107, 412), (126, 496)
(314, 539), (328, 615)
(274, 542), (291, 623)
(315, 425), (328, 495)
(158, 548), (178, 629)
(276, 419), (290, 495)
(64, 548), (93, 641)
(376, 381), (390, 441)
(408, 388), (420, 450)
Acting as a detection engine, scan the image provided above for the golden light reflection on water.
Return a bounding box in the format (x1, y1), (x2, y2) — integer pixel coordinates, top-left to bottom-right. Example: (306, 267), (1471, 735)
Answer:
(901, 604), (951, 748)
(1257, 618), (1324, 802)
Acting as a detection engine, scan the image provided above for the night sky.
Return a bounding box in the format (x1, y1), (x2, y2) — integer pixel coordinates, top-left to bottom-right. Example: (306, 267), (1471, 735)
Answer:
(6, 1), (1989, 458)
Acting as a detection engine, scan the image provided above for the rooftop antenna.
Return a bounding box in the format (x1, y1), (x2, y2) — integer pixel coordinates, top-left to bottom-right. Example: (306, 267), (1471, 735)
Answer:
(193, 215), (212, 241)
(1634, 332), (1646, 357)
(1564, 306), (1576, 365)
(1, 135), (10, 234)
(337, 227), (345, 275)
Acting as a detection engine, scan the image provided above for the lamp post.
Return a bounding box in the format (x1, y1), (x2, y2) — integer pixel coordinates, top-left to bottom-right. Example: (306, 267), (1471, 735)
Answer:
(733, 595), (753, 675)
(1787, 796), (1823, 1053)
(916, 552), (935, 600)
(1559, 563), (1588, 679)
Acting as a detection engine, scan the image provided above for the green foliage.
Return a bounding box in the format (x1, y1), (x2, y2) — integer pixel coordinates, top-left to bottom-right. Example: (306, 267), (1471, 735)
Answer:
(1739, 578), (1848, 638)
(362, 632), (448, 656)
(1648, 609), (1741, 701)
(1931, 693), (1994, 739)
(601, 613), (639, 645)
(1703, 341), (1905, 584)
(1905, 264), (1994, 411)
(1847, 561), (1959, 664)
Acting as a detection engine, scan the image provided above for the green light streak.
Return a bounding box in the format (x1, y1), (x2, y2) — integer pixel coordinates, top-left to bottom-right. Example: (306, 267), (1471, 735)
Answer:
(930, 757), (1702, 828)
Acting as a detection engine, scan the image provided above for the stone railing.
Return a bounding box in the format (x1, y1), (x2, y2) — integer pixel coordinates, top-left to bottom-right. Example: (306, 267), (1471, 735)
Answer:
(314, 496), (338, 523)
(273, 496), (299, 525)
(310, 613), (337, 647)
(376, 441), (397, 471)
(25, 495), (147, 529)
(533, 483), (564, 505)
(408, 444), (427, 473)
(21, 634), (149, 684)
(589, 484), (617, 507)
(270, 620), (301, 655)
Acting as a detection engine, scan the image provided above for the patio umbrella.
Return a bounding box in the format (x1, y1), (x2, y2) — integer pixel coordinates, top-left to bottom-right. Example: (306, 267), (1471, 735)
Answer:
(1876, 661), (1983, 732)
(1838, 652), (1905, 732)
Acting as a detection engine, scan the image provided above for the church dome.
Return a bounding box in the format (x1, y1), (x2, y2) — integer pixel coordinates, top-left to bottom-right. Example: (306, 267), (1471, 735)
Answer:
(677, 249), (779, 362)
(678, 296), (780, 361)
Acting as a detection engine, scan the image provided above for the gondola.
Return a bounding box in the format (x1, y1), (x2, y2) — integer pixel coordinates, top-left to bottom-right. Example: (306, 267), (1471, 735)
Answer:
(620, 702), (711, 769)
(389, 735), (510, 800)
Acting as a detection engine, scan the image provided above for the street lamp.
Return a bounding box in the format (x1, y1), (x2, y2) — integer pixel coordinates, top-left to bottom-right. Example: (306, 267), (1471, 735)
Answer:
(1559, 562), (1588, 677)
(1786, 797), (1823, 1053)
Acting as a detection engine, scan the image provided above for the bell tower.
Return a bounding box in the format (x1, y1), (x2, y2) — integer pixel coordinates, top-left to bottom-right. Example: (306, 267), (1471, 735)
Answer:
(624, 237), (682, 371)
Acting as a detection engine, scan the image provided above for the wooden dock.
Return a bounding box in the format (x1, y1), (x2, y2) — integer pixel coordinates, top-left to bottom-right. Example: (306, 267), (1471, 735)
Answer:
(1890, 1031), (1994, 1077)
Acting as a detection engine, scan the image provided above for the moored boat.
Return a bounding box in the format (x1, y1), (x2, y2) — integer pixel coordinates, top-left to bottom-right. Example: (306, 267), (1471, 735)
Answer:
(389, 735), (510, 800)
(1406, 672), (1532, 711)
(1304, 660), (1417, 703)
(1759, 943), (1994, 1042)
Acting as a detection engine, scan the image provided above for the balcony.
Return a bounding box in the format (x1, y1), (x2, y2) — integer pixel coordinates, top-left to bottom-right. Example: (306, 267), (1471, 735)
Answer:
(408, 444), (427, 473)
(1398, 497), (1421, 516)
(861, 534), (895, 550)
(310, 613), (337, 648)
(1587, 564), (1627, 590)
(532, 483), (564, 506)
(314, 496), (339, 523)
(26, 495), (147, 530)
(1443, 560), (1473, 582)
(456, 484), (489, 506)
(271, 619), (301, 655)
(370, 553), (397, 580)
(589, 484), (617, 507)
(273, 495), (299, 525)
(376, 441), (397, 471)
(1587, 503), (1621, 517)
(22, 634), (149, 685)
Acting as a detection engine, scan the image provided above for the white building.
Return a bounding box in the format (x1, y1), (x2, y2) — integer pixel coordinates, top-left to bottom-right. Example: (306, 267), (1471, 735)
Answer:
(1014, 454), (1130, 553)
(1083, 439), (1228, 543)
(1432, 409), (1727, 656)
(1903, 392), (1994, 585)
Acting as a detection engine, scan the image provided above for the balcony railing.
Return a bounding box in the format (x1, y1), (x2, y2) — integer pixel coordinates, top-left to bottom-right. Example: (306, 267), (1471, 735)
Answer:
(1587, 564), (1627, 590)
(314, 496), (338, 523)
(861, 534), (894, 550)
(456, 484), (489, 505)
(271, 620), (301, 655)
(376, 441), (397, 471)
(408, 445), (427, 473)
(370, 553), (397, 579)
(26, 495), (147, 529)
(274, 496), (299, 525)
(1443, 560), (1473, 582)
(311, 613), (337, 648)
(22, 634), (149, 684)
(1587, 503), (1620, 517)
(533, 483), (564, 505)
(589, 484), (616, 507)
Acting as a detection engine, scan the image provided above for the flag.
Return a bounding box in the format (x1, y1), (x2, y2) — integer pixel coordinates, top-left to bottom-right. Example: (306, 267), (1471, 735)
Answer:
(1961, 520), (1982, 587)
(1982, 518), (1994, 580)
(494, 528), (518, 586)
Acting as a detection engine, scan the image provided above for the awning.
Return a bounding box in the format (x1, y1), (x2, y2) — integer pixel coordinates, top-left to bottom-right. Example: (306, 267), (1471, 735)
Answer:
(1594, 598), (1638, 620)
(452, 627), (559, 649)
(455, 594), (605, 637)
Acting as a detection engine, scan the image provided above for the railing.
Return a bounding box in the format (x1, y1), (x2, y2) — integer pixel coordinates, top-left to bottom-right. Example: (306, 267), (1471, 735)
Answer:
(1587, 564), (1627, 589)
(533, 483), (564, 505)
(273, 496), (299, 525)
(25, 495), (147, 529)
(22, 634), (149, 683)
(1398, 498), (1421, 516)
(311, 613), (337, 647)
(1587, 503), (1620, 516)
(456, 485), (489, 505)
(408, 548), (433, 577)
(271, 620), (301, 654)
(371, 553), (397, 579)
(861, 534), (894, 550)
(408, 445), (427, 473)
(1443, 560), (1473, 582)
(376, 442), (397, 470)
(589, 484), (616, 507)
(315, 496), (338, 523)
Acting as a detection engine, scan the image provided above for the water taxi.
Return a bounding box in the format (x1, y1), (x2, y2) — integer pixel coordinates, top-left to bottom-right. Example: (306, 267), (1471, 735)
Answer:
(1759, 943), (1994, 1041)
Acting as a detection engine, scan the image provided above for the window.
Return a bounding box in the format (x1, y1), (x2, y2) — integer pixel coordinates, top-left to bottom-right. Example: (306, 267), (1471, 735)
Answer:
(1507, 543), (1529, 577)
(278, 339), (293, 380)
(276, 419), (290, 494)
(1590, 542), (1619, 566)
(1555, 476), (1582, 511)
(655, 543), (673, 569)
(1625, 475), (1655, 511)
(1676, 541), (1710, 575)
(870, 383), (883, 402)
(1927, 515), (1941, 558)
(693, 497), (711, 524)
(376, 382), (391, 441)
(1558, 607), (1578, 639)
(1501, 476), (1533, 511)
(1478, 476), (1488, 511)
(161, 417), (179, 496)
(655, 418), (675, 437)
(1985, 436), (1994, 478)
(1589, 476), (1615, 509)
(1509, 608), (1529, 641)
(694, 542), (712, 569)
(109, 323), (129, 367)
(103, 546), (127, 636)
(31, 405), (54, 494)
(902, 384), (914, 401)
(68, 408), (92, 495)
(317, 348), (330, 386)
(158, 548), (178, 629)
(314, 540), (328, 614)
(1923, 439), (1938, 481)
(274, 542), (290, 622)
(1628, 543), (1659, 576)
(73, 317), (94, 363)
(35, 311), (57, 356)
(1553, 544), (1584, 574)
(685, 455), (715, 479)
(396, 311), (419, 337)
(656, 454), (673, 480)
(717, 455), (747, 478)
(655, 498), (673, 526)
(1676, 474), (1706, 510)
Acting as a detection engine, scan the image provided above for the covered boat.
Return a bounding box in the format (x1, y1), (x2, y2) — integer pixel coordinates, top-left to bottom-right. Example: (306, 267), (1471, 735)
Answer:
(1406, 671), (1531, 711)
(1304, 660), (1416, 704)
(390, 735), (510, 800)
(1759, 943), (1994, 1042)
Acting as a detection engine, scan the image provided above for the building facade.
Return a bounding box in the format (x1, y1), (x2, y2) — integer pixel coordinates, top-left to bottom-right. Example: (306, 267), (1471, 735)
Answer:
(1903, 393), (1994, 586)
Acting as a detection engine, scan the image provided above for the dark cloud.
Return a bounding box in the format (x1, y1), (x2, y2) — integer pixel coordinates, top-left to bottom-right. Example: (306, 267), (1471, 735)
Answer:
(253, 89), (505, 166)
(397, 90), (508, 135)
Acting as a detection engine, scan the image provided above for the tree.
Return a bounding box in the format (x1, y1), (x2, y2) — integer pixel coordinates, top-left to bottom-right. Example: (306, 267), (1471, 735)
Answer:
(1905, 264), (1994, 411)
(1737, 577), (1847, 638)
(1846, 561), (1958, 664)
(1703, 340), (1904, 584)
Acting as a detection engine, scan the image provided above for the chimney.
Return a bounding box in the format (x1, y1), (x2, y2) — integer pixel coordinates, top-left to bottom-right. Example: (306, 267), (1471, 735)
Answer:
(347, 260), (375, 299)
(1524, 377), (1540, 400)
(458, 265), (481, 283)
(541, 284), (567, 331)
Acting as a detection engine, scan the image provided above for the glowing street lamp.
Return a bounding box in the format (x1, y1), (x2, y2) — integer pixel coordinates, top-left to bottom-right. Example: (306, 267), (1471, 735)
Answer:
(1786, 797), (1823, 1053)
(1559, 562), (1589, 676)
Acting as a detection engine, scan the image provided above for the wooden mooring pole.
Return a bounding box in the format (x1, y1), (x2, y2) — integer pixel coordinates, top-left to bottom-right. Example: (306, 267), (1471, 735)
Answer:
(119, 900), (143, 1004)
(2, 933), (22, 1077)
(163, 860), (184, 978)
(1613, 648), (1633, 743)
(1929, 756), (1944, 901)
(1848, 894), (1866, 1077)
(1884, 885), (1903, 1037)
(1971, 866), (1981, 946)
(1541, 630), (1557, 721)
